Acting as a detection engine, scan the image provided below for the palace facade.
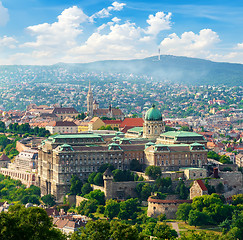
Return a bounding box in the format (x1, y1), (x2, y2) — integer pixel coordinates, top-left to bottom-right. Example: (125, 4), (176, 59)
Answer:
(38, 105), (207, 202)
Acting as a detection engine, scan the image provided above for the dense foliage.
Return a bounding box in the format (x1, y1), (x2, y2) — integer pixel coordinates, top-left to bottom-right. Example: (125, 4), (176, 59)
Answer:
(207, 151), (232, 164)
(145, 166), (161, 180)
(8, 123), (50, 137)
(0, 205), (66, 240)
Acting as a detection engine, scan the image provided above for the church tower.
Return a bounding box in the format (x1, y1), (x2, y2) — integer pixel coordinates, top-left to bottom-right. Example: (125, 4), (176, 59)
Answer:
(87, 81), (93, 117)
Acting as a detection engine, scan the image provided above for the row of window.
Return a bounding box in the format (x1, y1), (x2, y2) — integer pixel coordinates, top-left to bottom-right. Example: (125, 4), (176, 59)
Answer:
(156, 159), (203, 166)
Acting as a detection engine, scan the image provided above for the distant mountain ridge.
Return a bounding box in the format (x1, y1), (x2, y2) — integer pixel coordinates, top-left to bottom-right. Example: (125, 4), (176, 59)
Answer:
(55, 55), (243, 86)
(1, 55), (243, 86)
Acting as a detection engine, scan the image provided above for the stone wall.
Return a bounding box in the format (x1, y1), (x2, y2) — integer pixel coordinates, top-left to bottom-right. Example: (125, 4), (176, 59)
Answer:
(104, 179), (155, 200)
(65, 195), (89, 207)
(76, 196), (89, 207)
(147, 198), (192, 219)
(92, 185), (105, 192)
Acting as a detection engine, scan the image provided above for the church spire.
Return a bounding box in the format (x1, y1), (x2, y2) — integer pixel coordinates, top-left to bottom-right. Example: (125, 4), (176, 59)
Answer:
(87, 82), (93, 117)
(88, 81), (91, 92)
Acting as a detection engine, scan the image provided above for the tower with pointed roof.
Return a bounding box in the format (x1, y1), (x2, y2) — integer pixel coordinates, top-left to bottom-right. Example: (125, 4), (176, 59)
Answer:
(143, 104), (165, 139)
(87, 81), (93, 117)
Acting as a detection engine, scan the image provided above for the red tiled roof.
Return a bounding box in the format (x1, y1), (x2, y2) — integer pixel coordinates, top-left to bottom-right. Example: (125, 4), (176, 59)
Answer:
(120, 118), (144, 128)
(196, 180), (208, 191)
(103, 120), (122, 125)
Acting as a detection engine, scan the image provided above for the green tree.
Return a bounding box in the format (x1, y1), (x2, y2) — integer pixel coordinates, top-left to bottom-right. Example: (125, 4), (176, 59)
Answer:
(180, 126), (190, 131)
(84, 190), (105, 205)
(41, 194), (56, 207)
(88, 172), (96, 184)
(81, 183), (92, 195)
(232, 194), (243, 206)
(157, 213), (166, 221)
(180, 230), (219, 240)
(129, 159), (143, 172)
(188, 210), (211, 226)
(77, 199), (99, 215)
(118, 198), (140, 220)
(21, 195), (40, 205)
(0, 205), (66, 240)
(219, 155), (232, 164)
(176, 203), (192, 223)
(0, 121), (6, 132)
(207, 151), (220, 161)
(175, 179), (189, 199)
(153, 222), (178, 239)
(96, 205), (105, 214)
(70, 175), (83, 195)
(142, 222), (156, 236)
(98, 164), (115, 173)
(140, 183), (152, 201)
(110, 221), (140, 240)
(93, 172), (104, 186)
(104, 199), (120, 219)
(76, 113), (86, 120)
(71, 219), (110, 240)
(145, 166), (161, 180)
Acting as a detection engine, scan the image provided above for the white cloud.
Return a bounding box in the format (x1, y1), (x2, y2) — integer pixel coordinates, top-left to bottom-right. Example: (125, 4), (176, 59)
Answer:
(22, 6), (88, 50)
(0, 36), (17, 48)
(145, 12), (172, 36)
(236, 43), (243, 49)
(160, 29), (220, 58)
(2, 2), (243, 65)
(0, 1), (9, 26)
(67, 21), (150, 62)
(112, 17), (121, 23)
(90, 1), (126, 22)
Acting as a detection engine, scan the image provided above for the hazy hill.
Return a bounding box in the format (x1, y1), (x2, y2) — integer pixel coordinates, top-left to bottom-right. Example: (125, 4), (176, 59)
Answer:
(56, 55), (243, 86)
(1, 55), (243, 86)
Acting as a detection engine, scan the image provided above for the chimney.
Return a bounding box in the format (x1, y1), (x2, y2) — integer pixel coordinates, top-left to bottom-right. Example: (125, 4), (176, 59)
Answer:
(213, 168), (219, 178)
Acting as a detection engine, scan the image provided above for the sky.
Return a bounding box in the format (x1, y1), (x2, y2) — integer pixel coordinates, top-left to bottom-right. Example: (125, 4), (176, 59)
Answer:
(0, 0), (243, 65)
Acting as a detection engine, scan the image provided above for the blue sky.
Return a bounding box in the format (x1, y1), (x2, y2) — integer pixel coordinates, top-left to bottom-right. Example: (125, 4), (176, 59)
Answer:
(0, 0), (243, 65)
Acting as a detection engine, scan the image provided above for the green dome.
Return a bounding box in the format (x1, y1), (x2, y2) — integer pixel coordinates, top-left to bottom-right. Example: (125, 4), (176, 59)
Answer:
(145, 104), (162, 121)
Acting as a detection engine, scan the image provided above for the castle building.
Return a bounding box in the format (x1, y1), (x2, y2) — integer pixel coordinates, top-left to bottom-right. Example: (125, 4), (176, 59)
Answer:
(37, 104), (208, 202)
(37, 133), (146, 202)
(156, 131), (207, 146)
(144, 143), (207, 171)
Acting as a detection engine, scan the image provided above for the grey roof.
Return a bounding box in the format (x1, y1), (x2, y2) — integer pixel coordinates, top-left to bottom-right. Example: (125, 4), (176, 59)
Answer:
(103, 168), (113, 176)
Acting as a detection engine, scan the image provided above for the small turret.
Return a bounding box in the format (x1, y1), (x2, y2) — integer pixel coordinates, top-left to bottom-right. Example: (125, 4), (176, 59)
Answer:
(103, 168), (114, 199)
(103, 168), (113, 180)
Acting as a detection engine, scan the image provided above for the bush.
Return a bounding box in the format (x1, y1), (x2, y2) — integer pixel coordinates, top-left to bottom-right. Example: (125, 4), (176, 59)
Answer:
(145, 166), (161, 180)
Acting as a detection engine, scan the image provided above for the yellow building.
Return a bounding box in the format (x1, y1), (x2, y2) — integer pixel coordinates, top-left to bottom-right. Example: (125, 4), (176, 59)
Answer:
(88, 117), (105, 131)
(78, 122), (89, 132)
